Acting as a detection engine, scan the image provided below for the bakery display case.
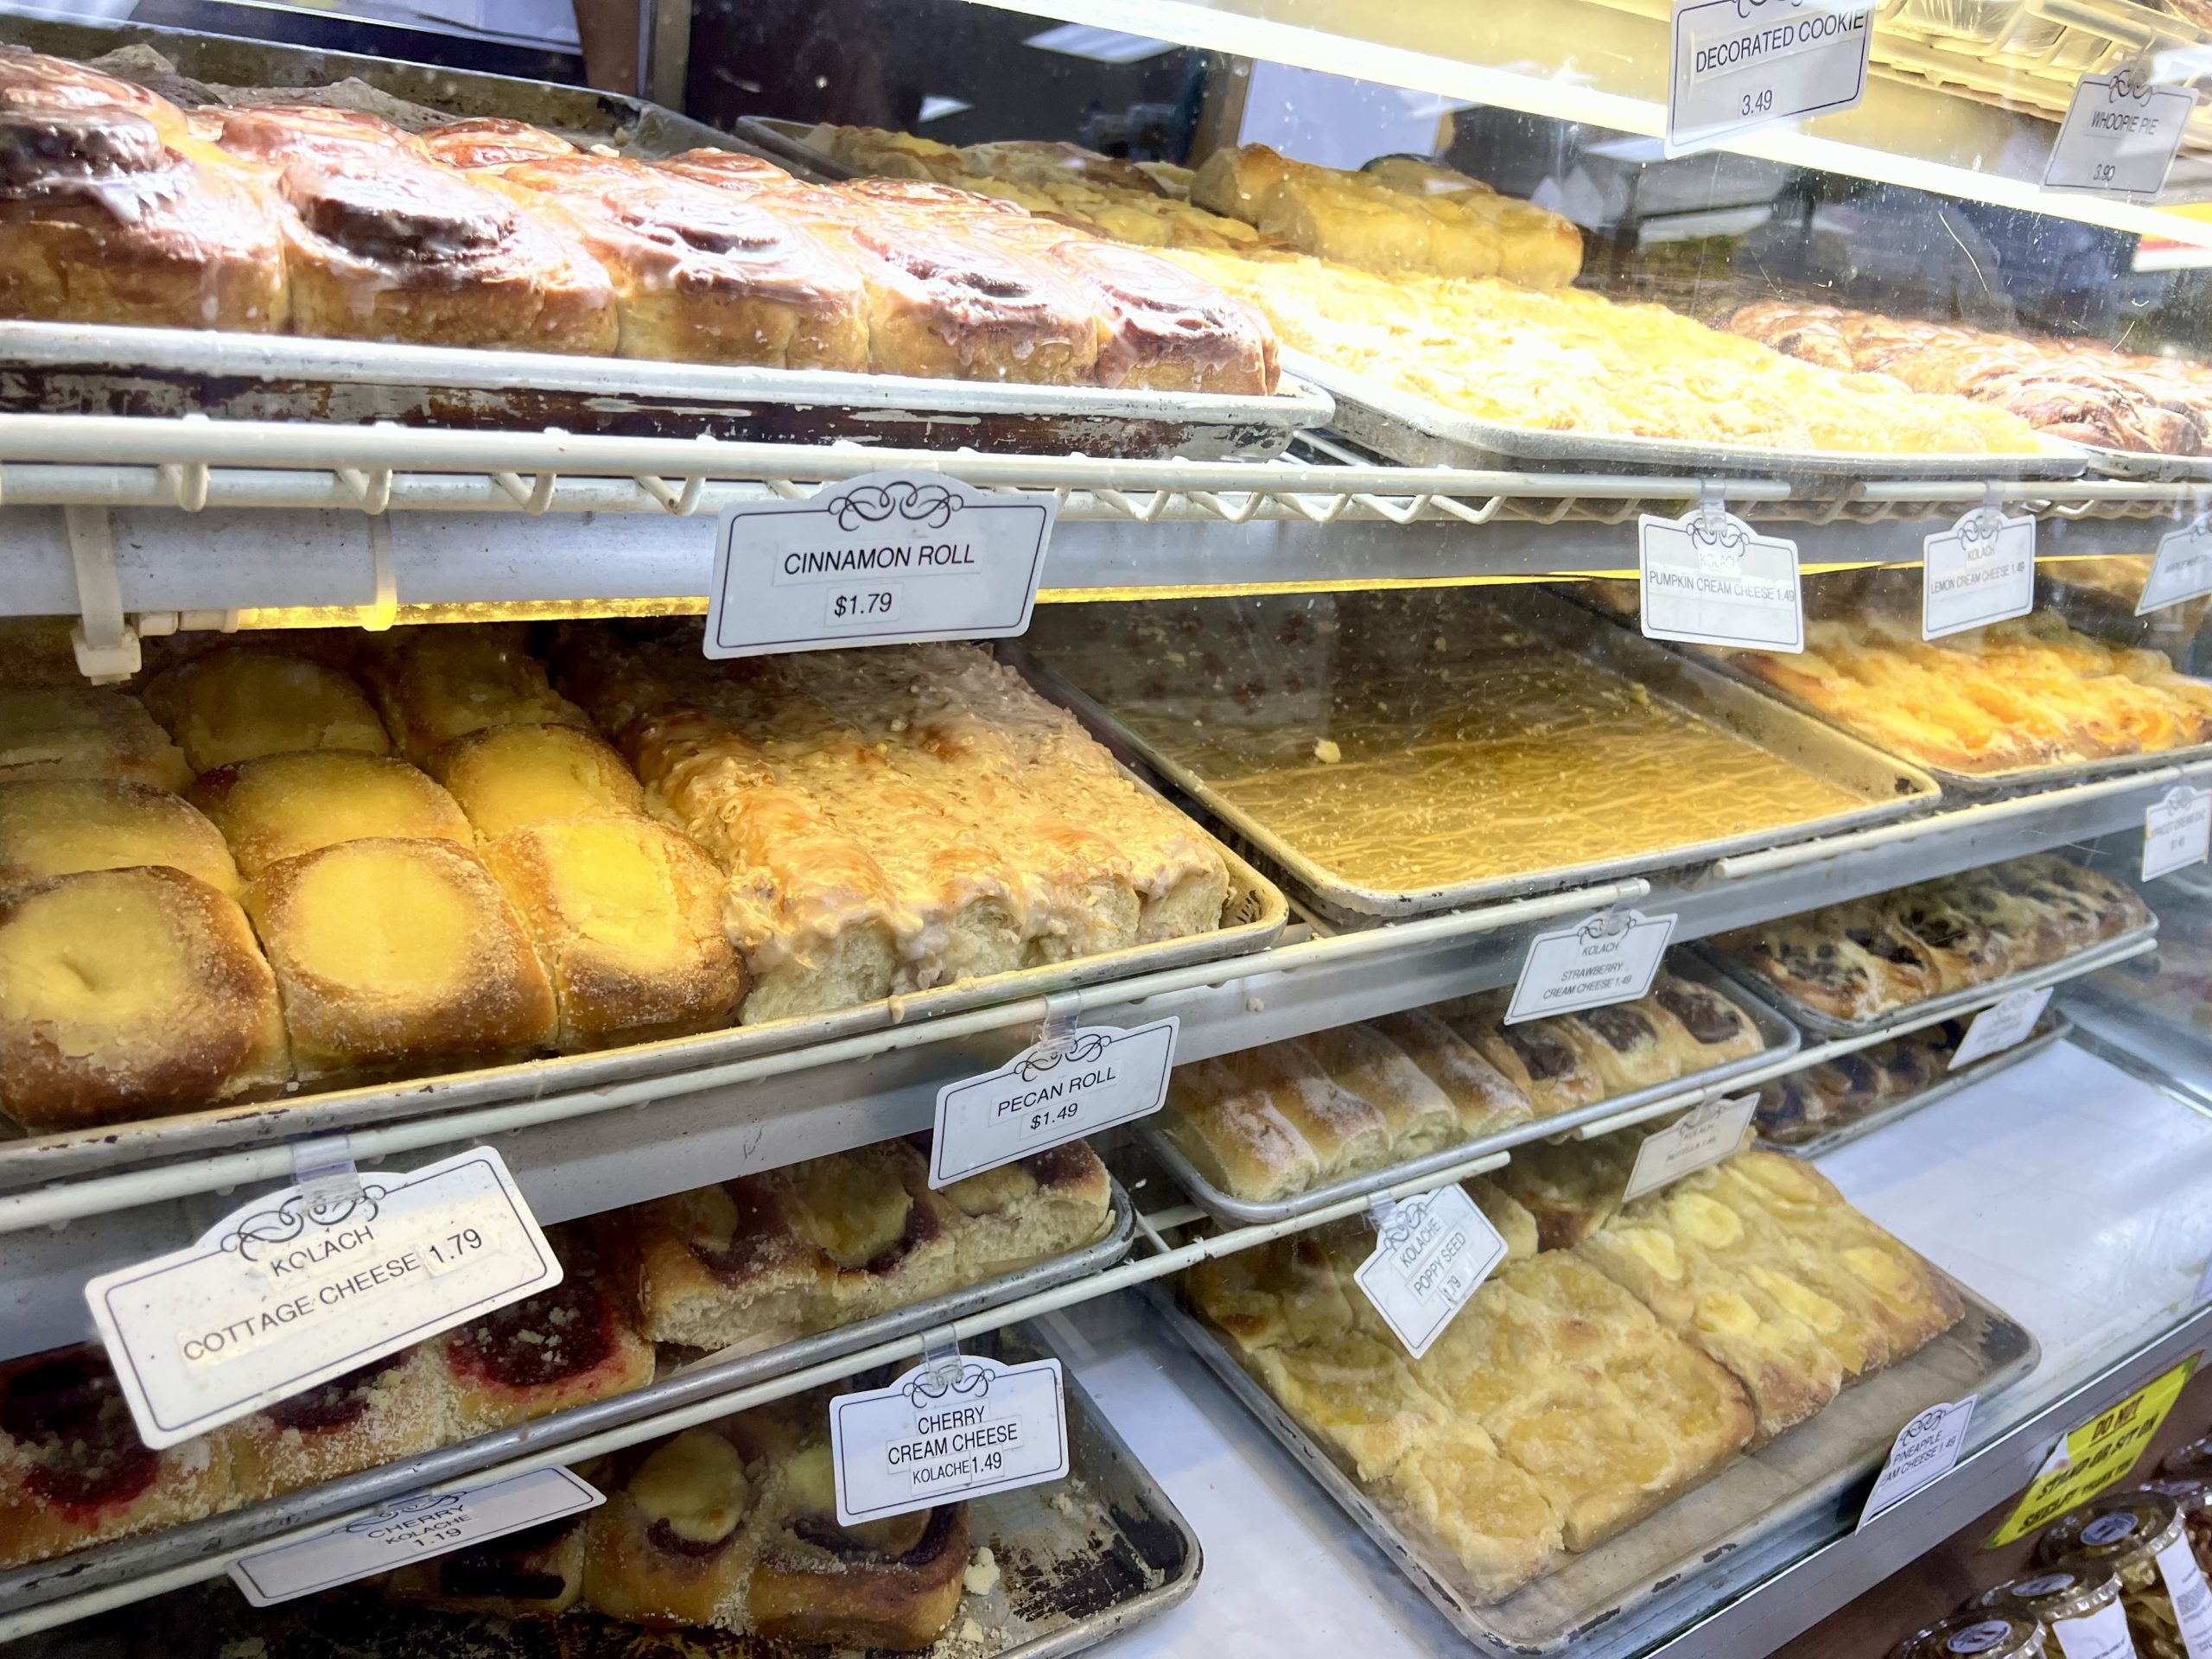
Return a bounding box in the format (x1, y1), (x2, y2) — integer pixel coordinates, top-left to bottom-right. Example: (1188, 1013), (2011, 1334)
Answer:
(7, 3), (2212, 1659)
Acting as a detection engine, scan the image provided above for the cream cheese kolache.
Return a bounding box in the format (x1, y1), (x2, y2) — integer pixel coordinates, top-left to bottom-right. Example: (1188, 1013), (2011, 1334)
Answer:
(0, 620), (1235, 1133)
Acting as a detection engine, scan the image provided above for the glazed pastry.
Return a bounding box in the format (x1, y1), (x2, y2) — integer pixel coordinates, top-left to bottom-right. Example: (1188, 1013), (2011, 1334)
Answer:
(955, 208), (1278, 392)
(1721, 612), (2212, 773)
(483, 155), (872, 370)
(1730, 298), (2212, 456)
(1165, 244), (2042, 455)
(1191, 142), (1583, 289)
(751, 178), (1102, 384)
(1712, 852), (2148, 1024)
(0, 48), (286, 332)
(1889, 882), (2013, 991)
(419, 116), (579, 170)
(549, 630), (1227, 1025)
(213, 102), (617, 352)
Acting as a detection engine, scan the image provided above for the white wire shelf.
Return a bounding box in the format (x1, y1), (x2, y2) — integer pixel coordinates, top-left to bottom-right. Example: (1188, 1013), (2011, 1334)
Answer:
(0, 414), (2202, 530)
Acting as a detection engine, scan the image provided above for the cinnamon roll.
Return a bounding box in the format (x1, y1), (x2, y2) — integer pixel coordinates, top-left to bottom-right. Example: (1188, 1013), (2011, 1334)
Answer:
(484, 155), (869, 369)
(732, 179), (1102, 383)
(656, 146), (801, 194)
(966, 213), (1277, 392)
(216, 103), (617, 352)
(421, 116), (578, 170)
(0, 51), (284, 331)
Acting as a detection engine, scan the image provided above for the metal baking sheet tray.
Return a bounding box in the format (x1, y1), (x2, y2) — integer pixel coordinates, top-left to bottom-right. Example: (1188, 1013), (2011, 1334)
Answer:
(0, 321), (1336, 460)
(1694, 919), (2157, 1039)
(0, 817), (1286, 1187)
(734, 116), (863, 182)
(2, 1321), (1198, 1659)
(1279, 348), (2095, 486)
(1152, 1268), (2036, 1656)
(0, 1190), (1133, 1616)
(1756, 1013), (2071, 1157)
(1675, 630), (2212, 800)
(1009, 587), (1940, 926)
(1139, 957), (1800, 1226)
(2075, 443), (2212, 484)
(2061, 956), (2212, 1115)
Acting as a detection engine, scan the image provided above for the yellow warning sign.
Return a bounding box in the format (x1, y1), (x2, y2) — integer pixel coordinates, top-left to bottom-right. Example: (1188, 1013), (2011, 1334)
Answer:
(1986, 1353), (2200, 1548)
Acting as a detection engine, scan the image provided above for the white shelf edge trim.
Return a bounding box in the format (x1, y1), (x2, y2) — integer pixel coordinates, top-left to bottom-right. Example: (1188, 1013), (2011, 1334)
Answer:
(0, 416), (2201, 527)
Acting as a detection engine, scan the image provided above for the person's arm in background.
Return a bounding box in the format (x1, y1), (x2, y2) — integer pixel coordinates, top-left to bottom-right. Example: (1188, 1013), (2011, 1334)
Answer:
(571, 0), (639, 96)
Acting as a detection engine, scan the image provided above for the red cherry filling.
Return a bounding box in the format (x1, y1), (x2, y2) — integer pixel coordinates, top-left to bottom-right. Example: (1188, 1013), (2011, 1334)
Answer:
(3, 1350), (159, 1512)
(445, 1277), (615, 1392)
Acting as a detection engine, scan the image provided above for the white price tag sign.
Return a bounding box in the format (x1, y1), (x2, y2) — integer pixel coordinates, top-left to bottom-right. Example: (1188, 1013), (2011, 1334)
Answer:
(86, 1147), (557, 1448)
(2157, 1535), (2212, 1659)
(830, 1353), (1069, 1526)
(1948, 987), (2055, 1072)
(2044, 67), (2195, 195)
(2141, 516), (2212, 614)
(2145, 785), (2212, 880)
(228, 1467), (602, 1607)
(1622, 1093), (1759, 1203)
(2051, 1594), (2139, 1659)
(1507, 909), (1676, 1025)
(1638, 508), (1804, 652)
(705, 471), (1052, 658)
(1859, 1395), (1976, 1529)
(930, 1018), (1177, 1187)
(1351, 1185), (1509, 1359)
(1667, 0), (1873, 156)
(1923, 511), (2036, 639)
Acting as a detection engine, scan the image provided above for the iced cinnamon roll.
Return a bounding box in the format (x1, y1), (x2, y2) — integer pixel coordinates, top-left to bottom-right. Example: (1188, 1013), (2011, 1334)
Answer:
(421, 115), (579, 170)
(216, 103), (617, 352)
(701, 174), (1102, 383)
(963, 211), (1278, 392)
(0, 52), (285, 331)
(484, 154), (869, 369)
